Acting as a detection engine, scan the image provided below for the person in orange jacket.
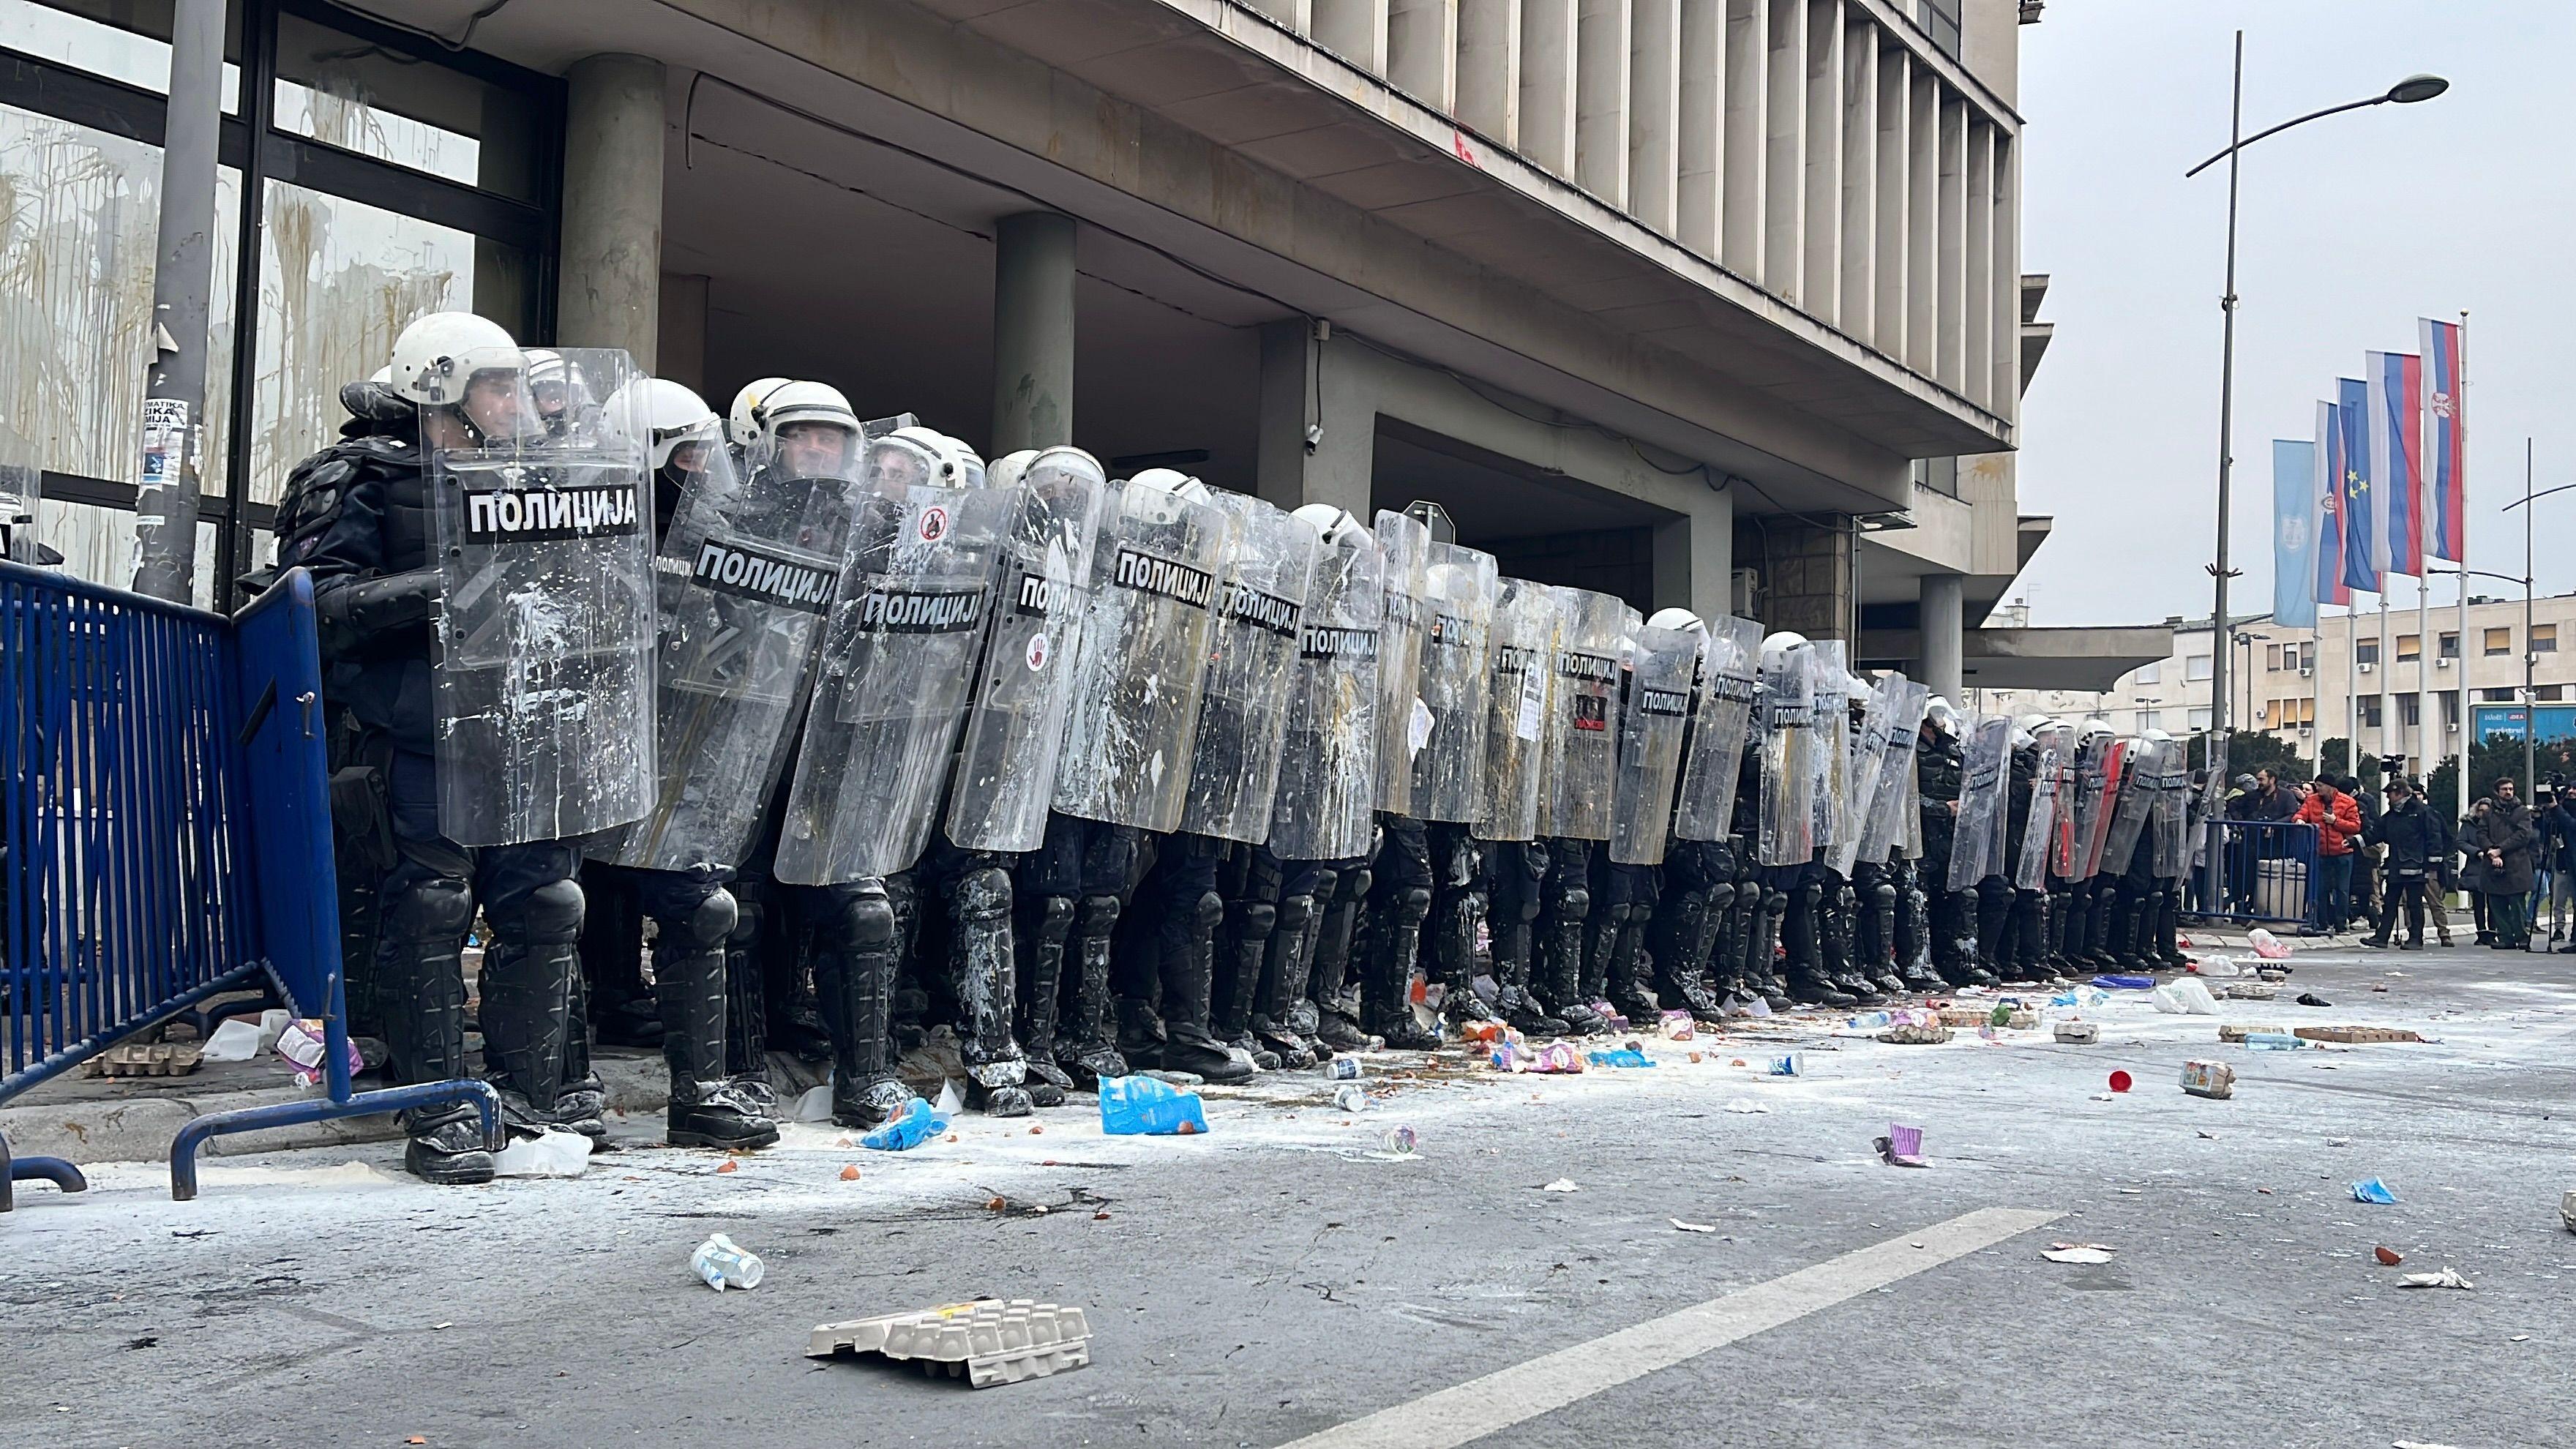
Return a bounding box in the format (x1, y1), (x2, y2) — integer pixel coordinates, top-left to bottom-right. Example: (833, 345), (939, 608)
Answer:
(2295, 776), (2365, 931)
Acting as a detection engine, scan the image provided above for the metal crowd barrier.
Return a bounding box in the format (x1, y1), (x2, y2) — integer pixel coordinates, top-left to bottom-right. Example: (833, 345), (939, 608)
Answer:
(1, 564), (495, 1209)
(2187, 818), (2321, 929)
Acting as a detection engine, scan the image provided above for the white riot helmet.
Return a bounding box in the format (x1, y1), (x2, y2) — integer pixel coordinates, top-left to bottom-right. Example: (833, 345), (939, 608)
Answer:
(522, 348), (594, 431)
(602, 378), (719, 471)
(2141, 727), (2174, 744)
(2012, 726), (2036, 751)
(1291, 503), (1371, 551)
(1646, 606), (1704, 635)
(986, 449), (1041, 494)
(1128, 467), (1214, 504)
(1922, 695), (1961, 738)
(726, 378), (791, 450)
(1759, 629), (1808, 668)
(2015, 712), (2053, 733)
(389, 311), (525, 430)
(2077, 716), (2113, 743)
(753, 381), (861, 479)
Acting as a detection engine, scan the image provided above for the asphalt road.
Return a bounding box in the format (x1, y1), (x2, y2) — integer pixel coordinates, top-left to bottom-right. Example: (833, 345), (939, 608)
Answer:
(6, 943), (2572, 1448)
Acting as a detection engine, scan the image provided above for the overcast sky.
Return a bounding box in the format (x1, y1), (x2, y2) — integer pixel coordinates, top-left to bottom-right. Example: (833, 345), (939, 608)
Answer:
(2010, 1), (2575, 626)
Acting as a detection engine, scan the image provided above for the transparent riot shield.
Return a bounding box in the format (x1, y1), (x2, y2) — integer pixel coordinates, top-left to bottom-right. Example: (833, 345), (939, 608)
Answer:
(1268, 523), (1382, 861)
(1178, 493), (1319, 843)
(1944, 714), (2011, 891)
(1756, 643), (1816, 866)
(2054, 733), (2100, 880)
(1470, 576), (1557, 845)
(2015, 726), (2070, 891)
(2076, 738), (2131, 881)
(2100, 738), (2159, 877)
(592, 435), (856, 874)
(1052, 479), (1232, 832)
(1538, 586), (1622, 842)
(1608, 616), (1700, 865)
(1856, 682), (1931, 862)
(1672, 616), (1761, 842)
(0, 422), (40, 564)
(1371, 509), (1432, 816)
(1808, 641), (1854, 854)
(1409, 542), (1498, 823)
(1829, 673), (1909, 876)
(943, 448), (1109, 853)
(427, 348), (655, 846)
(2150, 741), (2190, 878)
(776, 459), (1013, 886)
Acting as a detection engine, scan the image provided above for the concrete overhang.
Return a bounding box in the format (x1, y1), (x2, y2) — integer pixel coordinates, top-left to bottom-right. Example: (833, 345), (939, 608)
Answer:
(1863, 624), (2176, 691)
(421, 0), (2000, 516)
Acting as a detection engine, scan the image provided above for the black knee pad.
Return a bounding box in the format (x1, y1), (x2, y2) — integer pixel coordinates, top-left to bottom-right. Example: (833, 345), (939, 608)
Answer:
(1240, 899), (1278, 939)
(502, 877), (585, 945)
(684, 886), (740, 948)
(956, 866), (1012, 925)
(1557, 886), (1591, 919)
(1397, 884), (1431, 926)
(1034, 894), (1077, 945)
(834, 883), (897, 950)
(1871, 883), (1898, 912)
(388, 873), (473, 939)
(1276, 893), (1315, 935)
(1077, 892), (1121, 940)
(1190, 889), (1224, 935)
(727, 892), (763, 946)
(1707, 880), (1737, 915)
(1340, 867), (1374, 902)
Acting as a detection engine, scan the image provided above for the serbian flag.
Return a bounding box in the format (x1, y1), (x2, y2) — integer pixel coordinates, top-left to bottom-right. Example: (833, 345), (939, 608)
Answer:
(2419, 318), (2466, 563)
(2366, 350), (2423, 577)
(2313, 400), (2351, 607)
(2336, 376), (2378, 593)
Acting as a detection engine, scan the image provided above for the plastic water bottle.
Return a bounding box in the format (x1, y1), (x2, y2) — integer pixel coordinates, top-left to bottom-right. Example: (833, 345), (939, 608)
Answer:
(1098, 1074), (1210, 1136)
(2244, 1032), (2307, 1051)
(858, 1096), (947, 1151)
(690, 1233), (765, 1292)
(1851, 1011), (1893, 1030)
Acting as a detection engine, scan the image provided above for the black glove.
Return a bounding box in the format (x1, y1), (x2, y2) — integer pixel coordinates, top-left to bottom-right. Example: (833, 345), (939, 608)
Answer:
(315, 567), (438, 659)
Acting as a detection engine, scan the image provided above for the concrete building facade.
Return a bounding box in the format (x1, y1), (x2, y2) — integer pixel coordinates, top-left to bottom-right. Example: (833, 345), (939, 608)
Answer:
(4, 0), (2130, 690)
(1975, 591), (2576, 774)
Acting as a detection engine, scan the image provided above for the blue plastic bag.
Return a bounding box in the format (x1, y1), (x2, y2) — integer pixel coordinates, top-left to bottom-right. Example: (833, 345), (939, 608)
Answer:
(2350, 1177), (2398, 1205)
(2092, 973), (2157, 991)
(1099, 1075), (1210, 1136)
(859, 1096), (948, 1151)
(1584, 1049), (1656, 1068)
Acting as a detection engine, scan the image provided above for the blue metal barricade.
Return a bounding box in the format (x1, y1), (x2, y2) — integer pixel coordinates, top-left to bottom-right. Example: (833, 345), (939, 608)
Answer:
(2188, 819), (2321, 929)
(1, 563), (495, 1209)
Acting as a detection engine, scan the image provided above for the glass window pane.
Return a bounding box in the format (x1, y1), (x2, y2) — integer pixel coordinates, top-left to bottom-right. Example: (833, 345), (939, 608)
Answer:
(0, 100), (241, 495)
(248, 177), (534, 503)
(1, 0), (242, 108)
(270, 11), (547, 202)
(35, 496), (219, 606)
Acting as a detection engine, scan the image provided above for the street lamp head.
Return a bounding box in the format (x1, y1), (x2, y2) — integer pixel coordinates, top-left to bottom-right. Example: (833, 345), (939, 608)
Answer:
(2384, 74), (2449, 105)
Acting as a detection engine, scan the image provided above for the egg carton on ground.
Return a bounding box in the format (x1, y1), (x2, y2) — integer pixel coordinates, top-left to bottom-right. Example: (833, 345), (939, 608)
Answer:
(808, 1299), (1092, 1388)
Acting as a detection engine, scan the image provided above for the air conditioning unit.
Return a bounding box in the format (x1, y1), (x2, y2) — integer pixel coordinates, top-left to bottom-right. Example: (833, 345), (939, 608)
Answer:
(2437, 658), (2454, 669)
(2298, 663), (2314, 677)
(2359, 662), (2375, 673)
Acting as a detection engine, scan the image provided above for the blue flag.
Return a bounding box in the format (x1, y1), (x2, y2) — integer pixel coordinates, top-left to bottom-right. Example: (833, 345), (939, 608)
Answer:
(2336, 376), (2377, 593)
(2272, 439), (2318, 629)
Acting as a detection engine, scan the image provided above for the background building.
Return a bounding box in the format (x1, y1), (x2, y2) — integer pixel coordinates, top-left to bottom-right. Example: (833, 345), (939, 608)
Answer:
(1, 0), (2135, 700)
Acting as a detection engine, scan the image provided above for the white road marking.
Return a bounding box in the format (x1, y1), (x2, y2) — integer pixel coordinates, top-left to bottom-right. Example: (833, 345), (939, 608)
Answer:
(1276, 1206), (2063, 1449)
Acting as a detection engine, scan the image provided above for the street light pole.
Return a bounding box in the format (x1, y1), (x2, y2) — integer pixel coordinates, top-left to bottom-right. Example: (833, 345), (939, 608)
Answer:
(2501, 466), (2576, 804)
(2182, 47), (2446, 910)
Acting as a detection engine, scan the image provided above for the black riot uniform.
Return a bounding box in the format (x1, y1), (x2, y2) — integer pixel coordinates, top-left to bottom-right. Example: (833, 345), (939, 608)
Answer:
(1914, 719), (1996, 987)
(282, 386), (586, 1184)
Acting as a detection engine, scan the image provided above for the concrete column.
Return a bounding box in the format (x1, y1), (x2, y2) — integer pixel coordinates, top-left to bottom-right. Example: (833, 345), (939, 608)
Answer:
(1920, 571), (1964, 701)
(1521, 0), (1580, 176)
(1627, 0), (1679, 235)
(1963, 119), (1993, 410)
(1651, 490), (1734, 621)
(1836, 18), (1873, 341)
(1255, 321), (1372, 517)
(1905, 68), (1937, 375)
(1936, 95), (1967, 392)
(1872, 46), (1909, 358)
(1317, 0), (1392, 75)
(1990, 131), (2020, 419)
(1389, 0), (1459, 111)
(1799, 0), (1840, 324)
(1761, 0), (1803, 302)
(1576, 0), (1633, 207)
(1675, 0), (1724, 256)
(559, 55), (666, 367)
(1458, 0), (1524, 145)
(989, 211), (1078, 453)
(1721, 0), (1766, 277)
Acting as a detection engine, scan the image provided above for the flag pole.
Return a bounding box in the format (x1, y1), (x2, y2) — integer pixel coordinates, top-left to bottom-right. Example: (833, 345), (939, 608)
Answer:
(2456, 310), (2472, 815)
